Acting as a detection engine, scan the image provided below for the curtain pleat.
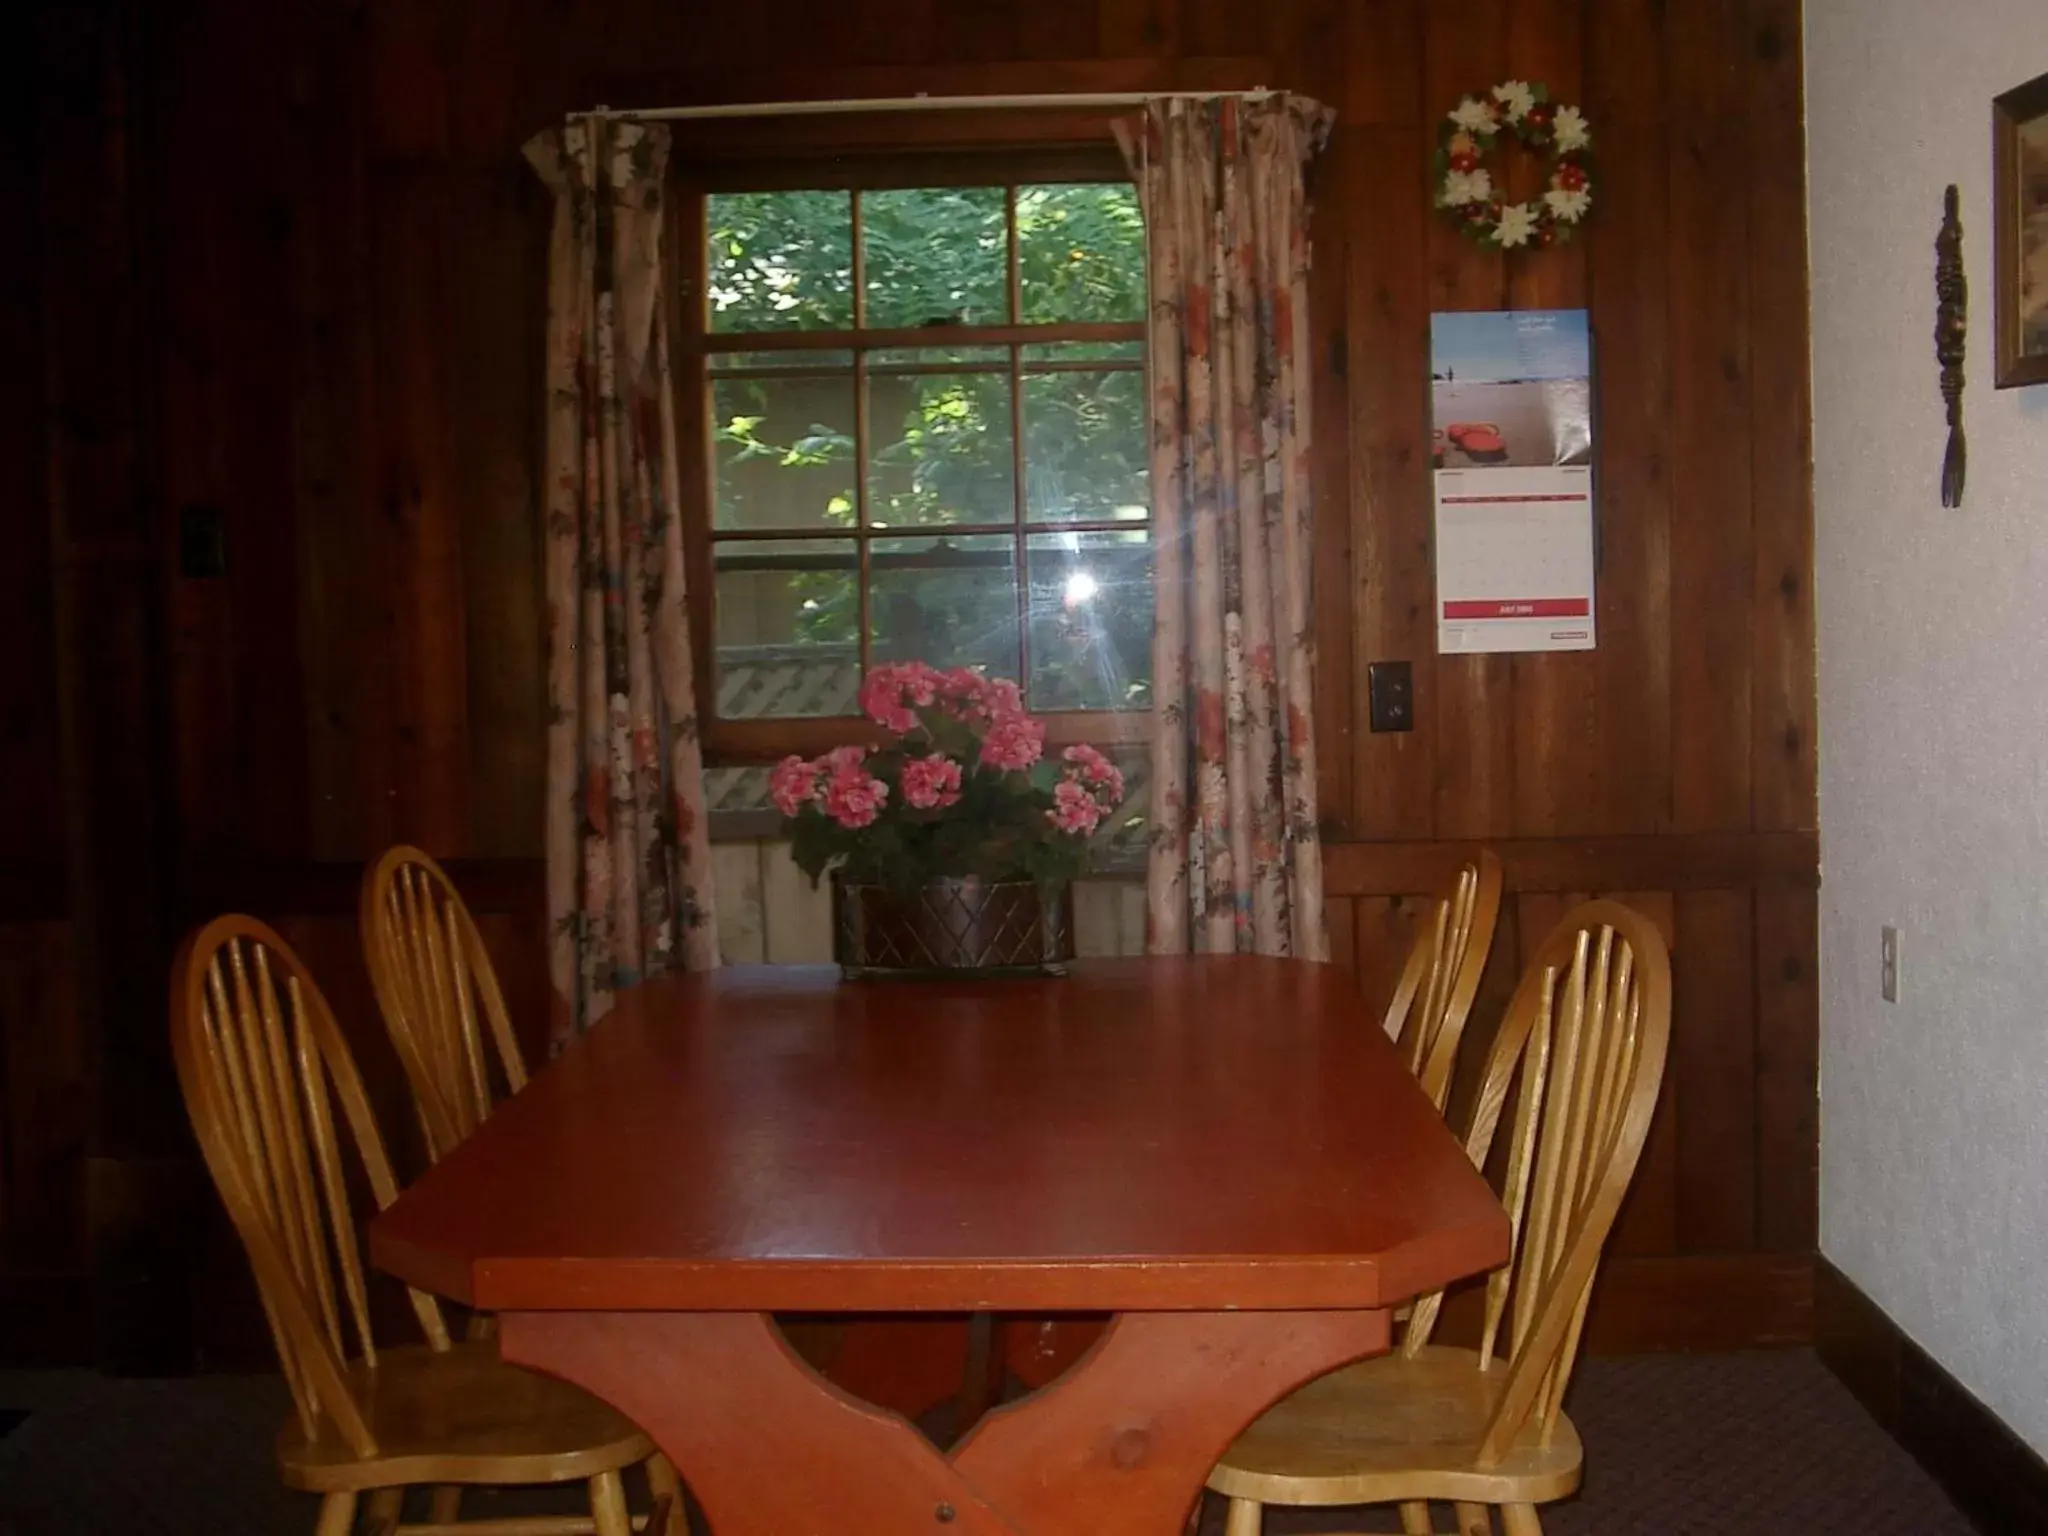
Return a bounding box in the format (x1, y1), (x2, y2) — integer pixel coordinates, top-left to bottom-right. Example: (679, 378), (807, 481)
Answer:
(526, 119), (718, 1045)
(1117, 96), (1332, 961)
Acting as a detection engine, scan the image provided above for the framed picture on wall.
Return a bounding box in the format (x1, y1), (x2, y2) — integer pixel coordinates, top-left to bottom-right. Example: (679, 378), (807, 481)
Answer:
(1993, 69), (2048, 388)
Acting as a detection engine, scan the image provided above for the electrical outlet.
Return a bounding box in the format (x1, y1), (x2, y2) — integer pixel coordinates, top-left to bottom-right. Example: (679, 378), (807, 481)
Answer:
(1880, 924), (1899, 1003)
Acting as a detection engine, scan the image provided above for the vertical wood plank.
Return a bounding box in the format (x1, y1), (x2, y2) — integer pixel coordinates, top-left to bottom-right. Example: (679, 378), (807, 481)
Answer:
(1504, 0), (1598, 838)
(1342, 0), (1423, 127)
(0, 923), (86, 1263)
(1016, 2), (1102, 63)
(1666, 0), (1755, 833)
(1424, 0), (1515, 841)
(1672, 887), (1757, 1253)
(1604, 890), (1680, 1256)
(761, 843), (834, 964)
(1180, 0), (1264, 58)
(1745, 0), (1816, 834)
(447, 167), (549, 857)
(1583, 0), (1674, 836)
(372, 166), (472, 854)
(1351, 895), (1423, 1033)
(1440, 896), (1518, 1141)
(1097, 0), (1179, 57)
(1346, 121), (1436, 841)
(1308, 126), (1355, 836)
(1270, 0), (1348, 114)
(288, 3), (388, 861)
(1755, 885), (1818, 1251)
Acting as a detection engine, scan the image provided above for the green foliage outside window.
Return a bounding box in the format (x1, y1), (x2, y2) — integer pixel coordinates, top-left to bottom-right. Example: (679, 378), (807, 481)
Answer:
(708, 183), (1152, 712)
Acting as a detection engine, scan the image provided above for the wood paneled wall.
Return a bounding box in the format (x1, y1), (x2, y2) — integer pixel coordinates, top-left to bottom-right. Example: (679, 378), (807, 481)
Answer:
(3, 0), (1815, 1361)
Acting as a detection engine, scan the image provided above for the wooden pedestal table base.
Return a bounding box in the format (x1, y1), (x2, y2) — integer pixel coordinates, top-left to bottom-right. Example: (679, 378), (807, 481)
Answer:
(502, 1307), (1392, 1536)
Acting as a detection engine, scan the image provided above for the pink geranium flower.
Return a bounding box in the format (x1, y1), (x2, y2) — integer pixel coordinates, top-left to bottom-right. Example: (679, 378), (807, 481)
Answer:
(899, 662), (941, 707)
(1061, 743), (1125, 802)
(767, 754), (821, 817)
(858, 667), (919, 734)
(979, 713), (1045, 772)
(984, 676), (1025, 719)
(1047, 778), (1104, 835)
(899, 752), (964, 810)
(823, 770), (890, 829)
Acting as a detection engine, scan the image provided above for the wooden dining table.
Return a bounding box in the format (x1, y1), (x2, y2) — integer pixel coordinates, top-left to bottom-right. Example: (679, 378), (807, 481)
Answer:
(370, 956), (1509, 1536)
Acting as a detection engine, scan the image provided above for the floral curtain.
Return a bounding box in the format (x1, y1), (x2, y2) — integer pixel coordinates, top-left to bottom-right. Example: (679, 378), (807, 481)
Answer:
(1116, 96), (1332, 961)
(525, 118), (718, 1044)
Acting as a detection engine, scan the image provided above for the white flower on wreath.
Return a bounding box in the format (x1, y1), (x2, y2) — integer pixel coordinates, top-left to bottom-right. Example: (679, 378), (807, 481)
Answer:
(1545, 185), (1591, 224)
(1448, 96), (1498, 134)
(1492, 80), (1536, 123)
(1553, 104), (1591, 152)
(1495, 201), (1538, 248)
(1441, 167), (1493, 207)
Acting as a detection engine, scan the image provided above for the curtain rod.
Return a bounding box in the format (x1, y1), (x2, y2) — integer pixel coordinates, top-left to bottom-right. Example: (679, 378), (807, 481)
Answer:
(575, 89), (1273, 123)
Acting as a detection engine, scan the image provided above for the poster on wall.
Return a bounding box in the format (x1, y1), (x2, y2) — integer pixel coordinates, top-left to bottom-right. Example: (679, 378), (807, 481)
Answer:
(1430, 309), (1596, 654)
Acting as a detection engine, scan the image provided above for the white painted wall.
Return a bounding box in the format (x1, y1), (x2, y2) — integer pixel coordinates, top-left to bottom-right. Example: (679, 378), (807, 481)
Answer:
(1807, 0), (2048, 1454)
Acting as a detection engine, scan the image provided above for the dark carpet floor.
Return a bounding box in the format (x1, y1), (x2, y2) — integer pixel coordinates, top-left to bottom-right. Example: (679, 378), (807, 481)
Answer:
(0, 1351), (1973, 1535)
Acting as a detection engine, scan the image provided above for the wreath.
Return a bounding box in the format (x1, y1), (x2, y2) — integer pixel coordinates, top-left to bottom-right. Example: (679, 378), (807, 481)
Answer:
(1434, 80), (1594, 250)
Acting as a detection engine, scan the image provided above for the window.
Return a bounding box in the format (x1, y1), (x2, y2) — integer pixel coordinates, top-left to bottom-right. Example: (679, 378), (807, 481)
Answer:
(676, 155), (1153, 778)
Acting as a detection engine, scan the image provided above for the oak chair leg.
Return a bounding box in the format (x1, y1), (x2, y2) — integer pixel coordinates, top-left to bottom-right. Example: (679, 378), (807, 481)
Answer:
(1500, 1504), (1543, 1536)
(1456, 1502), (1495, 1535)
(1400, 1500), (1435, 1534)
(589, 1468), (633, 1536)
(313, 1491), (358, 1536)
(428, 1486), (462, 1524)
(1223, 1496), (1263, 1536)
(645, 1454), (683, 1536)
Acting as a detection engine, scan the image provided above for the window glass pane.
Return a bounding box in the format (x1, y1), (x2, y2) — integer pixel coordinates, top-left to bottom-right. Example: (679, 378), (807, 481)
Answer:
(703, 765), (771, 815)
(712, 373), (856, 531)
(708, 191), (854, 333)
(870, 535), (1020, 680)
(713, 539), (859, 717)
(866, 372), (1015, 529)
(1020, 340), (1145, 363)
(1017, 183), (1146, 324)
(707, 349), (855, 373)
(1023, 371), (1149, 524)
(1026, 530), (1153, 712)
(862, 187), (1008, 329)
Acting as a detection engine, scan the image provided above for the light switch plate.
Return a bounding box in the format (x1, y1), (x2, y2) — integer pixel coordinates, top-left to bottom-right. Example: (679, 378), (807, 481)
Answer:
(1367, 661), (1414, 733)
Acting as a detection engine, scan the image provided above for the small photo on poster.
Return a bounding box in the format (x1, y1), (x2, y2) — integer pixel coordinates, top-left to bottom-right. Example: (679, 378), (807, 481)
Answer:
(1430, 309), (1592, 469)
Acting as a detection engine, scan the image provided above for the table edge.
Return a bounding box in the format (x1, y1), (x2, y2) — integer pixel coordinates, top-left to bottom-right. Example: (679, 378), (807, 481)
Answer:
(371, 1206), (1510, 1315)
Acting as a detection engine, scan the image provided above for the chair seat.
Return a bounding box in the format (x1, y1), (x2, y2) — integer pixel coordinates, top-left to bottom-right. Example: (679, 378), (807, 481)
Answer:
(1207, 1344), (1583, 1508)
(279, 1342), (654, 1493)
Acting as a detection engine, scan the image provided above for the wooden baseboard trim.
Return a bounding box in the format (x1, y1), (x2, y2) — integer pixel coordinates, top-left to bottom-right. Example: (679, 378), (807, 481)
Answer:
(1816, 1256), (2048, 1534)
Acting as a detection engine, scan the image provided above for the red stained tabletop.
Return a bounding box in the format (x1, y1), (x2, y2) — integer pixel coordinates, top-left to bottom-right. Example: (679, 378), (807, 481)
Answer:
(370, 958), (1508, 1314)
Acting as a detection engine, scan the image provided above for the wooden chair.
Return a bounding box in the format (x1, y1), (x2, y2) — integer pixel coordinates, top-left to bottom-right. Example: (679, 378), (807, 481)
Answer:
(1208, 899), (1672, 1536)
(1383, 851), (1504, 1113)
(171, 915), (680, 1536)
(361, 847), (528, 1164)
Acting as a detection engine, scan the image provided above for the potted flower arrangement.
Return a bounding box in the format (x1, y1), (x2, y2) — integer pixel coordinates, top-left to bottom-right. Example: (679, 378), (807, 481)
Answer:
(768, 662), (1127, 978)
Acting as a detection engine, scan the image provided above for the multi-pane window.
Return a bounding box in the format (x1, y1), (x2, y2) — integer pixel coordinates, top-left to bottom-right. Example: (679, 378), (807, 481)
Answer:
(679, 164), (1152, 765)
